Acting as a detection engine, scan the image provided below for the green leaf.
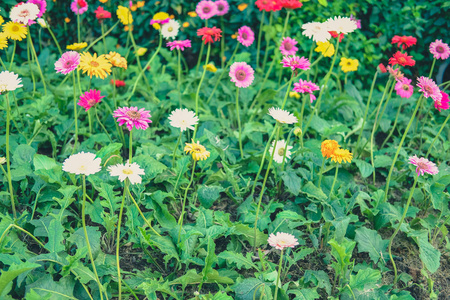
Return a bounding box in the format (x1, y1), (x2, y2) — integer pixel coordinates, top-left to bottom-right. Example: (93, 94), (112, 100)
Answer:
(349, 268), (381, 290)
(303, 270), (331, 294)
(233, 278), (270, 300)
(374, 155), (393, 168)
(95, 142), (122, 161)
(44, 219), (65, 253)
(140, 231), (180, 263)
(0, 262), (41, 297)
(202, 237), (217, 283)
(318, 0), (328, 7)
(67, 226), (101, 258)
(33, 154), (63, 184)
(198, 185), (225, 209)
(301, 181), (327, 201)
(26, 274), (76, 299)
(218, 251), (259, 270)
(140, 278), (178, 300)
(233, 224), (268, 247)
(418, 237), (440, 274)
(354, 159), (374, 178)
(149, 191), (177, 229)
(354, 227), (389, 264)
(281, 170), (302, 196)
(289, 288), (320, 300)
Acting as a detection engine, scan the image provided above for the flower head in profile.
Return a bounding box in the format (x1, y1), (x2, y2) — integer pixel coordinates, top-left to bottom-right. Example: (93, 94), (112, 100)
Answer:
(161, 19), (180, 39)
(331, 148), (352, 164)
(302, 22), (331, 43)
(62, 152), (101, 176)
(2, 22), (27, 41)
(268, 232), (299, 250)
(229, 62), (254, 88)
(389, 51), (415, 67)
(394, 78), (414, 99)
(71, 0), (88, 15)
(279, 37), (298, 56)
(109, 161), (145, 184)
(95, 6), (112, 21)
(238, 3), (248, 11)
(136, 47), (147, 56)
(278, 0), (302, 10)
(339, 57), (359, 73)
(79, 52), (112, 79)
(184, 140), (210, 161)
(27, 0), (47, 18)
(117, 5), (133, 25)
(167, 40), (192, 51)
(255, 0), (281, 12)
(197, 26), (222, 44)
(387, 66), (404, 81)
(417, 76), (442, 102)
(78, 89), (104, 111)
(269, 140), (293, 163)
(196, 0), (217, 19)
(434, 91), (449, 112)
(293, 79), (319, 103)
(429, 39), (450, 60)
(321, 140), (340, 159)
(55, 51), (81, 75)
(314, 41), (335, 57)
(204, 63), (217, 72)
(113, 106), (152, 131)
(391, 35), (417, 50)
(10, 3), (39, 24)
(237, 26), (254, 47)
(268, 107), (298, 124)
(106, 52), (127, 69)
(0, 71), (23, 94)
(281, 56), (310, 71)
(378, 63), (387, 73)
(36, 18), (47, 28)
(67, 42), (88, 51)
(215, 0), (229, 15)
(168, 108), (199, 132)
(409, 155), (439, 177)
(326, 16), (357, 35)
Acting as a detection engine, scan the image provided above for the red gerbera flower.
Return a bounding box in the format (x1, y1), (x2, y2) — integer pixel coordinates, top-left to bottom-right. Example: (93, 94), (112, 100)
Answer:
(329, 31), (344, 42)
(278, 0), (302, 9)
(378, 63), (387, 73)
(94, 6), (111, 21)
(391, 35), (417, 50)
(197, 27), (222, 44)
(255, 0), (281, 11)
(388, 51), (415, 67)
(111, 79), (126, 87)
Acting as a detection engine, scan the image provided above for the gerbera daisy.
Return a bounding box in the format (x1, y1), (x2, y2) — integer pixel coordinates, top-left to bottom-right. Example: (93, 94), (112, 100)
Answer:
(161, 19), (180, 39)
(387, 66), (404, 81)
(434, 91), (449, 112)
(293, 79), (320, 103)
(79, 52), (112, 79)
(166, 39), (192, 51)
(268, 107), (298, 124)
(184, 140), (210, 161)
(389, 51), (415, 67)
(78, 89), (104, 111)
(106, 51), (127, 69)
(409, 155), (439, 176)
(109, 161), (145, 184)
(150, 12), (169, 29)
(113, 106), (152, 131)
(325, 16), (357, 35)
(302, 22), (331, 43)
(268, 232), (299, 250)
(278, 0), (302, 9)
(66, 42), (88, 51)
(0, 33), (8, 50)
(417, 76), (442, 102)
(71, 0), (88, 15)
(27, 0), (47, 18)
(196, 0), (217, 20)
(94, 6), (112, 21)
(281, 56), (310, 71)
(255, 0), (280, 12)
(378, 63), (387, 73)
(330, 148), (352, 164)
(10, 3), (39, 24)
(55, 51), (81, 75)
(0, 71), (23, 94)
(62, 152), (102, 176)
(197, 26), (222, 44)
(229, 62), (254, 88)
(314, 41), (335, 57)
(2, 21), (27, 41)
(429, 39), (450, 60)
(117, 5), (133, 25)
(269, 140), (293, 163)
(391, 35), (417, 50)
(279, 37), (298, 56)
(215, 0), (229, 15)
(321, 139), (340, 159)
(204, 63), (217, 72)
(237, 26), (254, 47)
(339, 57), (359, 73)
(394, 78), (414, 99)
(168, 108), (199, 132)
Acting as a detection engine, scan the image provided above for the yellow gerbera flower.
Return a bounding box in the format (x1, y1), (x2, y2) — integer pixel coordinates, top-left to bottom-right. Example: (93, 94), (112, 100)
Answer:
(330, 148), (352, 164)
(0, 33), (8, 50)
(99, 0), (108, 3)
(204, 64), (217, 72)
(0, 16), (4, 26)
(238, 3), (248, 11)
(321, 140), (340, 159)
(67, 42), (88, 51)
(106, 51), (127, 69)
(79, 52), (112, 79)
(2, 22), (27, 41)
(339, 57), (359, 73)
(184, 140), (210, 161)
(117, 6), (133, 25)
(315, 41), (335, 57)
(151, 12), (169, 29)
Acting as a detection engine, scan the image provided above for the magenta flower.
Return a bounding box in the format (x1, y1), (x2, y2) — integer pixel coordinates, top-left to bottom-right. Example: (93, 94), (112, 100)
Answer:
(417, 76), (442, 102)
(409, 155), (439, 177)
(70, 0), (88, 15)
(350, 14), (361, 29)
(27, 0), (47, 18)
(55, 51), (81, 75)
(293, 79), (320, 103)
(166, 40), (192, 51)
(78, 89), (104, 111)
(196, 0), (217, 20)
(237, 26), (254, 47)
(215, 0), (229, 15)
(229, 62), (254, 88)
(281, 56), (310, 71)
(113, 107), (152, 131)
(268, 232), (299, 250)
(435, 91), (449, 112)
(279, 37), (298, 56)
(429, 39), (450, 60)
(150, 18), (169, 26)
(394, 78), (414, 99)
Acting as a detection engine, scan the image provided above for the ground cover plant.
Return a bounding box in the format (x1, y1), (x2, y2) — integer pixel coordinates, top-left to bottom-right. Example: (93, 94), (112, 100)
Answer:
(0, 0), (450, 299)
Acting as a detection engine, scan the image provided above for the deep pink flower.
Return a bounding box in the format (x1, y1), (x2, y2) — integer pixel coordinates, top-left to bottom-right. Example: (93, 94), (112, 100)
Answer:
(350, 14), (361, 29)
(435, 91), (449, 112)
(237, 26), (254, 47)
(78, 89), (104, 111)
(429, 39), (450, 60)
(281, 56), (310, 71)
(279, 37), (298, 56)
(229, 62), (254, 88)
(293, 79), (320, 103)
(27, 0), (47, 18)
(113, 107), (152, 131)
(54, 51), (80, 75)
(196, 0), (217, 20)
(215, 0), (229, 16)
(268, 232), (299, 250)
(417, 76), (442, 102)
(150, 18), (169, 26)
(166, 40), (192, 51)
(409, 155), (439, 177)
(71, 0), (88, 15)
(394, 78), (414, 99)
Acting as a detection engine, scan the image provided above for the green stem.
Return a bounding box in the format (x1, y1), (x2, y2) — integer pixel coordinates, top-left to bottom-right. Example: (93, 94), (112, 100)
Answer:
(28, 26), (47, 95)
(77, 13), (81, 42)
(172, 131), (182, 168)
(128, 29), (150, 88)
(428, 58), (436, 78)
(94, 107), (113, 142)
(177, 49), (182, 108)
(5, 94), (16, 219)
(72, 72), (78, 152)
(9, 40), (16, 71)
(193, 43), (212, 140)
(195, 44), (205, 76)
(220, 16), (225, 69)
(126, 188), (161, 237)
(178, 160), (197, 244)
(277, 128), (294, 193)
(281, 72), (294, 109)
(85, 21), (120, 52)
(0, 56), (7, 70)
(426, 113), (450, 158)
(381, 97), (404, 149)
(418, 105), (433, 152)
(116, 182), (127, 300)
(355, 71), (378, 152)
(101, 22), (108, 54)
(0, 224), (46, 250)
(236, 88), (244, 159)
(88, 109), (93, 135)
(273, 249), (284, 300)
(329, 164), (339, 199)
(261, 12), (273, 72)
(27, 32), (36, 94)
(277, 10), (291, 85)
(317, 157), (326, 188)
(129, 129), (133, 163)
(46, 25), (62, 55)
(306, 42), (315, 81)
(256, 10), (265, 69)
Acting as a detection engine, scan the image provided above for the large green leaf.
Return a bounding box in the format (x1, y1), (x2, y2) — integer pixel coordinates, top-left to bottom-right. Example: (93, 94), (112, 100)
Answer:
(44, 219), (65, 253)
(301, 181), (327, 201)
(33, 154), (63, 184)
(233, 224), (268, 247)
(0, 262), (41, 297)
(354, 227), (389, 264)
(233, 278), (271, 300)
(289, 288), (320, 300)
(354, 159), (374, 178)
(140, 230), (180, 263)
(349, 268), (381, 290)
(281, 169), (302, 196)
(67, 226), (101, 258)
(218, 251), (259, 270)
(198, 185), (225, 209)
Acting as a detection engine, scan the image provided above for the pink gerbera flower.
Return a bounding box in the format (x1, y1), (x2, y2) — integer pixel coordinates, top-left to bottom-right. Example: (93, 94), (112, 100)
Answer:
(71, 0), (88, 15)
(237, 26), (254, 47)
(409, 155), (439, 177)
(229, 62), (254, 88)
(268, 232), (299, 250)
(196, 0), (217, 20)
(166, 39), (192, 51)
(394, 78), (414, 99)
(27, 0), (47, 18)
(149, 18), (169, 26)
(54, 51), (81, 75)
(293, 79), (320, 103)
(281, 56), (310, 71)
(435, 91), (449, 112)
(429, 39), (450, 60)
(417, 76), (442, 102)
(113, 107), (152, 131)
(215, 0), (229, 15)
(78, 89), (104, 111)
(279, 37), (298, 56)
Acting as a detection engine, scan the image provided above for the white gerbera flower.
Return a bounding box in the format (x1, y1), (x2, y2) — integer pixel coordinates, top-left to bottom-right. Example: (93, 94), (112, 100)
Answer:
(168, 108), (199, 132)
(269, 140), (293, 164)
(0, 71), (23, 94)
(10, 3), (39, 24)
(62, 152), (102, 176)
(108, 161), (145, 185)
(301, 22), (331, 43)
(268, 107), (298, 124)
(161, 19), (180, 40)
(325, 16), (357, 35)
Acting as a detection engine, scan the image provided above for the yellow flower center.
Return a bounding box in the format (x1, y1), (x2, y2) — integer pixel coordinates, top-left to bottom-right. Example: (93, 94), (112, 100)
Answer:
(12, 25), (20, 32)
(122, 168), (133, 175)
(278, 148), (285, 156)
(168, 27), (173, 32)
(90, 61), (100, 67)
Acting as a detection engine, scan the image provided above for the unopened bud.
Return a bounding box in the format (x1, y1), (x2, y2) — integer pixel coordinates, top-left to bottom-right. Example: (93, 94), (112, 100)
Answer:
(294, 127), (302, 137)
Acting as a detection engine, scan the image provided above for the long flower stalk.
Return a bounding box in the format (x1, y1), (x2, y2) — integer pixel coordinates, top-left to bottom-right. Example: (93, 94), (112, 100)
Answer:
(116, 181), (127, 300)
(317, 157), (326, 188)
(4, 94), (16, 219)
(46, 25), (63, 55)
(26, 35), (36, 94)
(9, 41), (16, 71)
(355, 71), (378, 152)
(329, 164), (339, 199)
(178, 160), (197, 243)
(126, 188), (161, 237)
(256, 10), (265, 69)
(380, 97), (405, 149)
(425, 113), (450, 158)
(281, 72), (294, 109)
(235, 87), (244, 159)
(193, 43), (212, 140)
(177, 49), (182, 108)
(72, 72), (79, 152)
(273, 249), (284, 300)
(261, 12), (273, 71)
(277, 10), (291, 85)
(128, 29), (150, 88)
(94, 107), (113, 142)
(172, 131), (182, 168)
(129, 129), (133, 163)
(220, 16), (225, 69)
(27, 26), (47, 95)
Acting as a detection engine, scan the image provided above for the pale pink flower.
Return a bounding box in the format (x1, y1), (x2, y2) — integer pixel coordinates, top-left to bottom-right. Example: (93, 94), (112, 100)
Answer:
(279, 37), (298, 56)
(55, 51), (80, 75)
(394, 78), (414, 99)
(215, 0), (229, 15)
(409, 155), (439, 177)
(229, 62), (254, 88)
(78, 89), (104, 111)
(429, 39), (450, 60)
(293, 79), (319, 102)
(196, 0), (217, 20)
(166, 39), (192, 51)
(237, 26), (254, 47)
(113, 107), (152, 131)
(281, 56), (310, 71)
(268, 232), (299, 250)
(417, 76), (442, 102)
(435, 91), (449, 112)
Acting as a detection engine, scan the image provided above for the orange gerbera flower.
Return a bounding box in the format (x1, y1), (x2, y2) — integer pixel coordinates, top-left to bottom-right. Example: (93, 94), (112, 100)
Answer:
(321, 140), (340, 159)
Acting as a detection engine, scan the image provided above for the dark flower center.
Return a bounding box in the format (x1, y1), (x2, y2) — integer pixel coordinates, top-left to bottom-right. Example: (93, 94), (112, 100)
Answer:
(126, 110), (141, 120)
(242, 32), (248, 40)
(398, 57), (406, 64)
(65, 61), (73, 67)
(424, 86), (433, 94)
(90, 61), (99, 67)
(417, 161), (428, 170)
(236, 70), (246, 81)
(402, 84), (409, 91)
(19, 10), (30, 18)
(436, 46), (444, 53)
(203, 6), (211, 13)
(12, 25), (20, 32)
(284, 42), (293, 50)
(87, 99), (97, 106)
(193, 146), (202, 153)
(217, 4), (224, 11)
